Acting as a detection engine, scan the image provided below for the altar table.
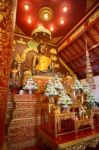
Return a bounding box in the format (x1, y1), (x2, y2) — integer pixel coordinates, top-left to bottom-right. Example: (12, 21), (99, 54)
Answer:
(38, 126), (99, 150)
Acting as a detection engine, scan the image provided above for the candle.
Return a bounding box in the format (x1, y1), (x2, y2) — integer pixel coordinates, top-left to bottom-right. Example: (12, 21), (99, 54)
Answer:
(73, 90), (76, 100)
(81, 95), (84, 103)
(86, 115), (88, 119)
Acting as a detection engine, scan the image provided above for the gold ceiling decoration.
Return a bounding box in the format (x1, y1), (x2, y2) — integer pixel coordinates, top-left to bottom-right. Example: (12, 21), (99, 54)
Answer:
(31, 25), (51, 42)
(38, 7), (54, 22)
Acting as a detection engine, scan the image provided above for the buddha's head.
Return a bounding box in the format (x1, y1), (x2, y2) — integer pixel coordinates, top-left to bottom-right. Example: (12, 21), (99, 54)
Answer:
(38, 43), (47, 54)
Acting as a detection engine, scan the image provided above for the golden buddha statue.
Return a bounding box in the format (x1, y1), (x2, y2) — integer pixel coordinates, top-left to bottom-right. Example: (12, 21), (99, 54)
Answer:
(33, 43), (51, 73)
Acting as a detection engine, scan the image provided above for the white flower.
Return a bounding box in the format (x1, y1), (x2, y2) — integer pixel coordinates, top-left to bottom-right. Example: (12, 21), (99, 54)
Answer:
(54, 76), (64, 90)
(23, 76), (38, 91)
(82, 82), (96, 105)
(58, 90), (72, 105)
(73, 79), (83, 90)
(45, 80), (58, 96)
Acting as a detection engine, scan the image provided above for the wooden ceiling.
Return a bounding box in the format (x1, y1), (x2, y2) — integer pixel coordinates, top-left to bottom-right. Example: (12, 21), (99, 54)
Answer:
(58, 3), (99, 79)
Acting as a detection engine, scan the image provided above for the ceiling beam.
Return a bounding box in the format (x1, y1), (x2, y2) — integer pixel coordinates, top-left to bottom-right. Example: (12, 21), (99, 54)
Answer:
(67, 46), (78, 56)
(70, 43), (81, 54)
(86, 31), (97, 44)
(93, 24), (99, 34)
(73, 59), (99, 73)
(75, 39), (84, 52)
(60, 52), (69, 63)
(65, 44), (99, 64)
(63, 50), (73, 60)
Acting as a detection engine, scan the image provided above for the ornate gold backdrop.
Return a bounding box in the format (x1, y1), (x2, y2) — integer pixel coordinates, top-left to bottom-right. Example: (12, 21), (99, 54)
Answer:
(12, 34), (65, 74)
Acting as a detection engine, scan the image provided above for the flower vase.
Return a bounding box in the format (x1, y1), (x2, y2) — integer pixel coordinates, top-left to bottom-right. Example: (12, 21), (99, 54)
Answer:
(29, 89), (32, 94)
(60, 104), (69, 113)
(19, 90), (24, 95)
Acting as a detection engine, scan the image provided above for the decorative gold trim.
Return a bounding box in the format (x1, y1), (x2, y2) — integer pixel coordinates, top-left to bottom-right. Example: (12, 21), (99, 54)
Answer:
(33, 75), (53, 80)
(58, 134), (99, 149)
(69, 25), (84, 41)
(31, 25), (51, 42)
(15, 40), (38, 63)
(50, 48), (57, 54)
(14, 33), (56, 47)
(88, 10), (99, 24)
(51, 55), (58, 61)
(15, 33), (32, 40)
(17, 38), (26, 44)
(39, 127), (99, 150)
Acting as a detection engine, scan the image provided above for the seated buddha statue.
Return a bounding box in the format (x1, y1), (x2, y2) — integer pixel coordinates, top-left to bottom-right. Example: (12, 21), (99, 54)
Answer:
(32, 43), (52, 74)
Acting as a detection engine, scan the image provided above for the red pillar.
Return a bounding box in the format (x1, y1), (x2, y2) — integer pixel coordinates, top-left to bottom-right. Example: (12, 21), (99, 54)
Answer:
(0, 0), (17, 148)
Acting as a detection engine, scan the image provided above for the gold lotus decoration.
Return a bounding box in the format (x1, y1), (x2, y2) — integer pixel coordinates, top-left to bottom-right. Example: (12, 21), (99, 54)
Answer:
(31, 25), (51, 42)
(38, 7), (54, 22)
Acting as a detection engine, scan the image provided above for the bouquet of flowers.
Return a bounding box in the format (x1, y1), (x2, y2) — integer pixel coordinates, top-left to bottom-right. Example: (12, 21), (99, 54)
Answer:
(53, 75), (64, 90)
(73, 77), (83, 90)
(83, 82), (95, 109)
(58, 90), (72, 106)
(45, 80), (58, 97)
(23, 76), (38, 93)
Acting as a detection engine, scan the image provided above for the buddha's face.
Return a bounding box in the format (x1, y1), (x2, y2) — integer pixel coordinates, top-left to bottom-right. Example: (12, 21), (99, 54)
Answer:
(40, 46), (45, 54)
(38, 43), (47, 54)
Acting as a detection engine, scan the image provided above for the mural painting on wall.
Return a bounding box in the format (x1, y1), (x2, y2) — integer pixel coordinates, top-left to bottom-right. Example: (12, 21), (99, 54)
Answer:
(12, 35), (61, 81)
(0, 0), (14, 87)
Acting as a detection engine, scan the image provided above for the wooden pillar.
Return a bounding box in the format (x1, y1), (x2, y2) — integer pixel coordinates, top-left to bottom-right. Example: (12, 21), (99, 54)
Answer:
(0, 0), (17, 148)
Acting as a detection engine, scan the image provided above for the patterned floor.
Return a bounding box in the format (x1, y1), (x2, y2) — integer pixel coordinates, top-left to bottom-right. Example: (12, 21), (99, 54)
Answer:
(22, 144), (99, 150)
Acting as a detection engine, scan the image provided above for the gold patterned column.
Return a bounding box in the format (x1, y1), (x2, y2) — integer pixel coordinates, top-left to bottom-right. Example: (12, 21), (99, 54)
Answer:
(0, 0), (17, 148)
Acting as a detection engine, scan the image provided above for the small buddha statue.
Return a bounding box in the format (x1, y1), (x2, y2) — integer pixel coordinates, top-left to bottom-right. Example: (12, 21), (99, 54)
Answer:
(10, 60), (21, 93)
(11, 59), (19, 81)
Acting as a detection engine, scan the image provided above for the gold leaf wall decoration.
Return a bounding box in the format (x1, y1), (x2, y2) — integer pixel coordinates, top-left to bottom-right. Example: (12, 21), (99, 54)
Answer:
(17, 38), (26, 44)
(50, 48), (57, 54)
(51, 55), (58, 61)
(15, 47), (33, 63)
(53, 63), (60, 68)
(28, 40), (38, 53)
